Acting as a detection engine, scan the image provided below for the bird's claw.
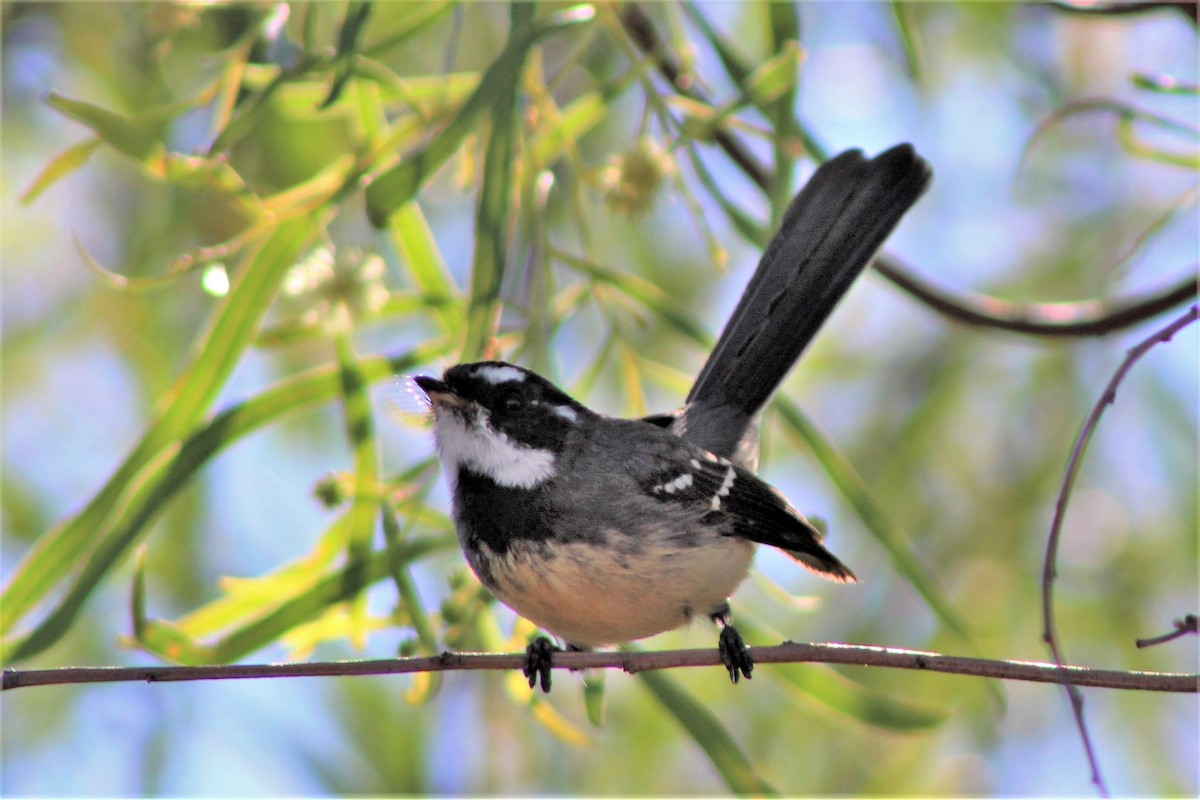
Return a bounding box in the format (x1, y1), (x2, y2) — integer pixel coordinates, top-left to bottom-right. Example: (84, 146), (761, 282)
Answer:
(523, 636), (559, 693)
(718, 625), (753, 683)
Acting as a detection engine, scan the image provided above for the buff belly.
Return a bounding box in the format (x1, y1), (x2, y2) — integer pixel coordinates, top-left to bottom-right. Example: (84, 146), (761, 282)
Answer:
(467, 532), (757, 647)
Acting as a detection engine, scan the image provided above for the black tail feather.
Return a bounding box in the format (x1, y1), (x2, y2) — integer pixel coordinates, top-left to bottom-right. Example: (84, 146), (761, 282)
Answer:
(677, 144), (931, 459)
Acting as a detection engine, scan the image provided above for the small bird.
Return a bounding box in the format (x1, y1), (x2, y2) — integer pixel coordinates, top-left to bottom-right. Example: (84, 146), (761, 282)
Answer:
(414, 144), (931, 690)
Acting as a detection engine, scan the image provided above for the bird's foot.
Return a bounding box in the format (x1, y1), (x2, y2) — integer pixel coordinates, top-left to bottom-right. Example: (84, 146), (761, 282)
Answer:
(523, 636), (559, 693)
(717, 625), (753, 684)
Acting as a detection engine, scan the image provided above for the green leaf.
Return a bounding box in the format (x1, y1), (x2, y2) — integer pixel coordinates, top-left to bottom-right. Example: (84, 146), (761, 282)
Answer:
(735, 617), (946, 730)
(381, 496), (441, 655)
(460, 32), (521, 360)
(333, 330), (380, 648)
(362, 1), (455, 59)
(639, 670), (778, 796)
(44, 93), (161, 161)
(774, 398), (975, 645)
(743, 42), (801, 108)
(582, 670), (607, 727)
(199, 536), (452, 663)
(365, 5), (594, 227)
(320, 2), (374, 109)
(528, 90), (609, 173)
(684, 4), (753, 86)
(557, 252), (711, 345)
(133, 538), (453, 665)
(764, 4), (800, 224)
(890, 0), (925, 81)
(383, 202), (462, 332)
(178, 506), (450, 639)
(3, 218), (320, 658)
(5, 338), (448, 660)
(20, 137), (102, 205)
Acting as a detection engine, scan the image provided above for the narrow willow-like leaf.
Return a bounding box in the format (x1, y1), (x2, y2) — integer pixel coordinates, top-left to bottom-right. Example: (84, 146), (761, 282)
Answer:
(178, 508), (450, 639)
(527, 90), (609, 173)
(734, 617), (946, 730)
(20, 137), (101, 205)
(679, 143), (766, 246)
(774, 398), (975, 644)
(385, 202), (462, 333)
(204, 537), (452, 664)
(381, 486), (442, 655)
(334, 331), (381, 649)
(361, 1), (455, 60)
(460, 10), (524, 360)
(44, 93), (161, 160)
(2, 218), (317, 646)
(639, 670), (778, 796)
(744, 40), (800, 109)
(365, 6), (594, 227)
(683, 3), (752, 86)
(555, 252), (711, 345)
(890, 1), (925, 81)
(320, 2), (373, 109)
(133, 538), (452, 665)
(582, 670), (606, 727)
(765, 3), (800, 226)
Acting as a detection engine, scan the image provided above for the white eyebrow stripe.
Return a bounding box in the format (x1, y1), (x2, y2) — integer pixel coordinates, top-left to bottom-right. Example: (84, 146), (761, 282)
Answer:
(474, 365), (527, 384)
(552, 404), (579, 422)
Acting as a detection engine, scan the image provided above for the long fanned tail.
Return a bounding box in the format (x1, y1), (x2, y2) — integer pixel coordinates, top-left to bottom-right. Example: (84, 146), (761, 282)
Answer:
(676, 144), (932, 460)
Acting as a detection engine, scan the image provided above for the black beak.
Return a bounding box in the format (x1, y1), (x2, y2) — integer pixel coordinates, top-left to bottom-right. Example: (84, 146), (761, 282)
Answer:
(413, 374), (461, 407)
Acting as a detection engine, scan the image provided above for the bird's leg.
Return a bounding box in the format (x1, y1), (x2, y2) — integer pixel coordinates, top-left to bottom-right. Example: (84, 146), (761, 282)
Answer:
(712, 604), (753, 683)
(523, 637), (587, 692)
(523, 636), (558, 692)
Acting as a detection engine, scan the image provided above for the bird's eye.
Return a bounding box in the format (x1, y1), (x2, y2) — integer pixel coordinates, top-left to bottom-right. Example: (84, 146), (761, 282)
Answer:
(495, 388), (522, 412)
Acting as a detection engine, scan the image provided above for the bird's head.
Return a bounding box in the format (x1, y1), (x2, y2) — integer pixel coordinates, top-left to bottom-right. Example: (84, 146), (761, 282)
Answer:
(412, 362), (589, 488)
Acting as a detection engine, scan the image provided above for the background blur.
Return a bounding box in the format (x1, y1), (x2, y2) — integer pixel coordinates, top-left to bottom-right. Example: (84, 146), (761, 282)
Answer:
(2, 2), (1197, 796)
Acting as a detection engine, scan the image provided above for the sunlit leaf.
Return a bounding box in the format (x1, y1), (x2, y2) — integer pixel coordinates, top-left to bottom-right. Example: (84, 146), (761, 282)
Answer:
(639, 670), (778, 795)
(384, 202), (462, 332)
(774, 398), (975, 645)
(735, 617), (947, 730)
(364, 4), (594, 227)
(19, 137), (101, 205)
(743, 40), (800, 108)
(2, 218), (320, 656)
(44, 93), (162, 161)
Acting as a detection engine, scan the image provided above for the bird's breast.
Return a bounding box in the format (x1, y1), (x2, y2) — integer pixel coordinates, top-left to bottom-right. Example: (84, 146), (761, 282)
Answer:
(467, 526), (756, 647)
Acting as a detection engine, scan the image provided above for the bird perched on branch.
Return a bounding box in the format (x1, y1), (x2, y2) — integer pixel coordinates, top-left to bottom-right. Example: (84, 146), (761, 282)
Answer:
(414, 144), (931, 691)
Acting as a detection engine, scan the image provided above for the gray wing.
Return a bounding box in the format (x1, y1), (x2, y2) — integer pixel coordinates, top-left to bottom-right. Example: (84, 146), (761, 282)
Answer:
(627, 432), (856, 583)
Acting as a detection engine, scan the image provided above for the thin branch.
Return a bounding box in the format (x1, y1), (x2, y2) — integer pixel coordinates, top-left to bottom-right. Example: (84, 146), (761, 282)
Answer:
(616, 3), (1198, 340)
(1041, 305), (1200, 796)
(874, 257), (1199, 338)
(1046, 1), (1200, 24)
(3, 642), (1196, 692)
(618, 3), (770, 189)
(1136, 614), (1199, 648)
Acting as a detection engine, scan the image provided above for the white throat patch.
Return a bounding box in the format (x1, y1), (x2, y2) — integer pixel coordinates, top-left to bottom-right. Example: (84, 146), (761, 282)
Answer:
(431, 405), (555, 489)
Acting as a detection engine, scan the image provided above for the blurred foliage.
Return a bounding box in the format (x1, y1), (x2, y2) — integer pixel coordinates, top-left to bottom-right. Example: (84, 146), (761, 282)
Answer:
(2, 1), (1196, 795)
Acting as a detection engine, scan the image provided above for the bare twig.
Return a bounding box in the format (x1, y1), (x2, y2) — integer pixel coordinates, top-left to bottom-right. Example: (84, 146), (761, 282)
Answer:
(1136, 614), (1199, 648)
(1041, 305), (1200, 796)
(874, 257), (1199, 338)
(4, 642), (1196, 692)
(1046, 1), (1200, 24)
